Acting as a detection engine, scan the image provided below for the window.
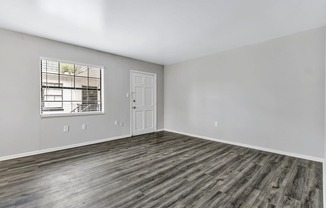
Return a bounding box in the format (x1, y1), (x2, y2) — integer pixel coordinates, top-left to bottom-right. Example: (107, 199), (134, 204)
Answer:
(41, 58), (103, 116)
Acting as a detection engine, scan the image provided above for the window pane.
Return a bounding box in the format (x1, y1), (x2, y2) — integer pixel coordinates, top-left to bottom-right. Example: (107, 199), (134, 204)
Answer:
(42, 101), (63, 111)
(82, 89), (99, 103)
(42, 60), (59, 73)
(98, 91), (102, 101)
(62, 89), (72, 102)
(60, 63), (74, 75)
(71, 102), (83, 113)
(88, 89), (99, 102)
(75, 65), (88, 77)
(79, 102), (100, 112)
(41, 60), (47, 73)
(45, 88), (62, 96)
(89, 67), (101, 78)
(89, 78), (101, 89)
(41, 73), (47, 85)
(41, 61), (47, 73)
(62, 102), (73, 113)
(60, 75), (74, 88)
(70, 89), (82, 102)
(75, 77), (88, 88)
(42, 74), (59, 87)
(97, 102), (102, 111)
(41, 86), (63, 113)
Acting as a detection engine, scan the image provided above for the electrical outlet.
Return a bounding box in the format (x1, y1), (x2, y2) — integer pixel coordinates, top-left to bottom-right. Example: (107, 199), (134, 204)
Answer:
(214, 121), (218, 127)
(114, 120), (118, 126)
(63, 125), (69, 132)
(82, 124), (87, 130)
(120, 121), (124, 127)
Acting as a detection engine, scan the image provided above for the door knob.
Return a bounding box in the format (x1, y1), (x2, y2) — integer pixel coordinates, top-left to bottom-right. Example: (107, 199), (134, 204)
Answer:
(133, 106), (136, 109)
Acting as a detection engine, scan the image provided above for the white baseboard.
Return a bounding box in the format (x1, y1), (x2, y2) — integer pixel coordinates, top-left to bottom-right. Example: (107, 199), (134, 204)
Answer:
(1, 130), (323, 163)
(0, 134), (131, 162)
(164, 129), (324, 163)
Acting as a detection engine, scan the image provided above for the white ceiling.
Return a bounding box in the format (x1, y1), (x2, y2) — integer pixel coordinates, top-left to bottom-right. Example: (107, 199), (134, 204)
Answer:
(0, 0), (325, 65)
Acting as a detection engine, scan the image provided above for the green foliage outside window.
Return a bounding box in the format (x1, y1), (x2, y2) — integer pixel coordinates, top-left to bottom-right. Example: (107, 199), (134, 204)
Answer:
(60, 64), (74, 74)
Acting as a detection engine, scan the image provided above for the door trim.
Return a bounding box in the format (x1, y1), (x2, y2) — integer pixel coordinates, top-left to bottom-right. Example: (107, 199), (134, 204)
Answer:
(130, 70), (157, 136)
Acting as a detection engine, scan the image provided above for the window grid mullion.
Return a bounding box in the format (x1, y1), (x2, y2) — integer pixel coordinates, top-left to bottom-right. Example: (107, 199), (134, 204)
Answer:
(87, 66), (89, 105)
(99, 69), (102, 111)
(41, 59), (102, 115)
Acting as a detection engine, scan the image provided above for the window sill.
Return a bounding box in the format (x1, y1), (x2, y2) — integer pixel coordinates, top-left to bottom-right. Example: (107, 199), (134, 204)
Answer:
(40, 112), (105, 118)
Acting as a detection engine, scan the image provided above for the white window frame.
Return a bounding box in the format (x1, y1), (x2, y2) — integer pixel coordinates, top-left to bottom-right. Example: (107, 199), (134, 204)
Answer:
(40, 57), (105, 118)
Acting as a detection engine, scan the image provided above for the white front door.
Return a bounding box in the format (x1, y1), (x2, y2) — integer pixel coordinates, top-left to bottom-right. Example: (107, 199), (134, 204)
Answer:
(131, 71), (157, 136)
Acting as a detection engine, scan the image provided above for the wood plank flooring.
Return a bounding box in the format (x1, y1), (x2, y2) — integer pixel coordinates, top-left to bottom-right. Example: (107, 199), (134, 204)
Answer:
(0, 131), (323, 208)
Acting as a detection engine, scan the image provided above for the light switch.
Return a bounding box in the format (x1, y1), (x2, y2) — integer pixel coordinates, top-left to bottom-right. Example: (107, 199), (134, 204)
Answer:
(82, 124), (87, 130)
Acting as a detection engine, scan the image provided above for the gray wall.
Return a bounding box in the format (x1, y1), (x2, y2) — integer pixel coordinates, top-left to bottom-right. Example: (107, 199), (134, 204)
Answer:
(0, 29), (164, 157)
(324, 28), (326, 207)
(165, 27), (325, 158)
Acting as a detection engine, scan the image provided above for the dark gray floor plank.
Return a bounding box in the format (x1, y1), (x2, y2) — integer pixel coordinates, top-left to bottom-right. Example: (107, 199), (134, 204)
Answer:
(0, 131), (323, 208)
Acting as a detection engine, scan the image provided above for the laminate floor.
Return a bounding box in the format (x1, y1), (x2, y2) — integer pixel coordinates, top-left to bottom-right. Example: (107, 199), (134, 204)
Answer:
(0, 131), (323, 208)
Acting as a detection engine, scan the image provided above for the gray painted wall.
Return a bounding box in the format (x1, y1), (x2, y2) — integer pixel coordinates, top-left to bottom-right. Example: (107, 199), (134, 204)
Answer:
(324, 28), (326, 207)
(0, 29), (164, 157)
(165, 27), (325, 158)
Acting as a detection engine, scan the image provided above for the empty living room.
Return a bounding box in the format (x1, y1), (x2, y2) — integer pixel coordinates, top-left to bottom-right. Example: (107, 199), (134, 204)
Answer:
(0, 0), (326, 207)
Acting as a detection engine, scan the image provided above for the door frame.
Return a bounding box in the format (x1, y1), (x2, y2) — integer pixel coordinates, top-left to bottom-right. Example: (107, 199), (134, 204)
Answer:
(130, 70), (157, 136)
